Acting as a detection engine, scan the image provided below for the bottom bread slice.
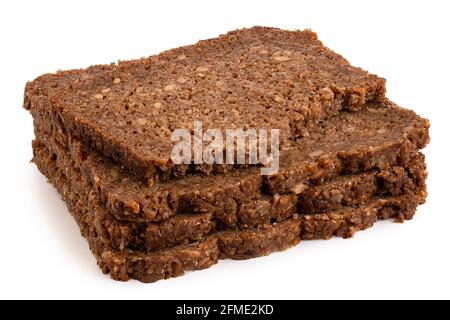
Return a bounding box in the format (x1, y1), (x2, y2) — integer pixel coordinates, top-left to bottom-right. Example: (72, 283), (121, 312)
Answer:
(33, 138), (423, 283)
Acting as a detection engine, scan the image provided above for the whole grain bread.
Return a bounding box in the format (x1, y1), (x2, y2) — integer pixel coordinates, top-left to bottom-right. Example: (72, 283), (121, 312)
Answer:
(32, 143), (421, 283)
(32, 101), (429, 222)
(33, 135), (426, 252)
(24, 26), (386, 184)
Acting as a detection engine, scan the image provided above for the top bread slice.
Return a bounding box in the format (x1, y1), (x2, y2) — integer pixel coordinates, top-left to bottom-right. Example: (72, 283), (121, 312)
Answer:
(24, 26), (386, 184)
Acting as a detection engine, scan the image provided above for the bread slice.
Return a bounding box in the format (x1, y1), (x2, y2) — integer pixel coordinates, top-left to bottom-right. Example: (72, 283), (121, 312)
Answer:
(33, 137), (426, 252)
(24, 26), (386, 184)
(32, 142), (422, 283)
(32, 101), (429, 223)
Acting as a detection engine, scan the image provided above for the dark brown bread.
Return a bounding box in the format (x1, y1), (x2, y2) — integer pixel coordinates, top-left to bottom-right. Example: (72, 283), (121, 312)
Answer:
(33, 134), (427, 252)
(32, 143), (421, 283)
(32, 101), (429, 223)
(24, 27), (386, 184)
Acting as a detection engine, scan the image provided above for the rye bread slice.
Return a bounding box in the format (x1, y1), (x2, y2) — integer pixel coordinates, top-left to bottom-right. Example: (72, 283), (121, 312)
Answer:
(33, 137), (426, 252)
(32, 101), (429, 223)
(32, 143), (422, 283)
(24, 26), (386, 184)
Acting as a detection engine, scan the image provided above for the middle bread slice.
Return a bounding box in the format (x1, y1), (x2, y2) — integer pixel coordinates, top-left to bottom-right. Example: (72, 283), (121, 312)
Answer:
(32, 99), (429, 222)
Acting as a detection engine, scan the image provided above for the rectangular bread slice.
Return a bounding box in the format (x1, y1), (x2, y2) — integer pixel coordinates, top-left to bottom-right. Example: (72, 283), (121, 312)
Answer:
(24, 26), (386, 184)
(33, 136), (427, 252)
(32, 142), (422, 283)
(32, 101), (430, 223)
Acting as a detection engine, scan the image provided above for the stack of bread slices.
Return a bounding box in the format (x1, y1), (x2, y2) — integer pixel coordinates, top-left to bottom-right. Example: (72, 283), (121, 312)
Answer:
(24, 27), (429, 283)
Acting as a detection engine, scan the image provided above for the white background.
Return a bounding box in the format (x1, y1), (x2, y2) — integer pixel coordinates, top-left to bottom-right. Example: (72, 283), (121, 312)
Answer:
(1, 0), (449, 300)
